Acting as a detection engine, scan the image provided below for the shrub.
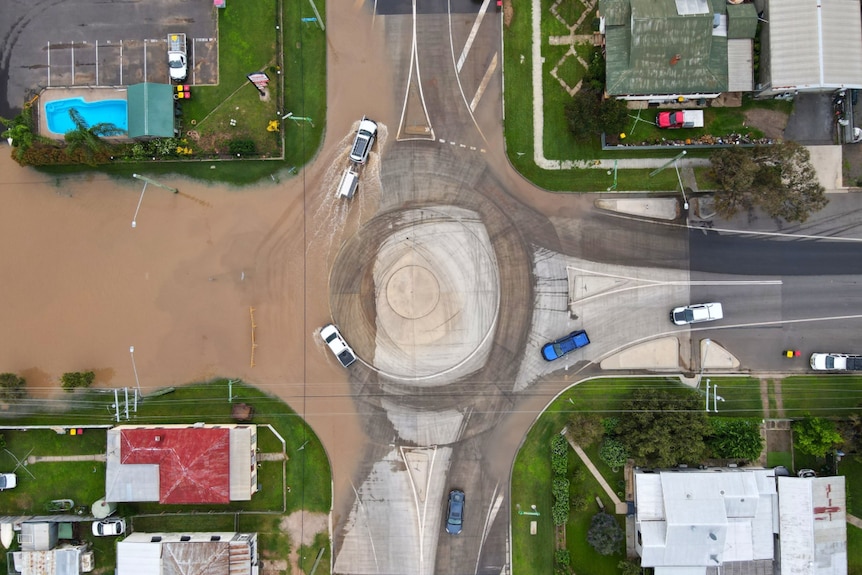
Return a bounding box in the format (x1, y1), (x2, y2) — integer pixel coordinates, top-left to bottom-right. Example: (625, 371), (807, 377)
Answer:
(555, 549), (571, 567)
(567, 413), (603, 447)
(61, 371), (95, 391)
(587, 512), (624, 556)
(552, 434), (569, 476)
(228, 138), (256, 156)
(553, 476), (570, 502)
(793, 417), (843, 457)
(552, 497), (570, 526)
(602, 417), (620, 435)
(600, 437), (629, 469)
(571, 493), (589, 512)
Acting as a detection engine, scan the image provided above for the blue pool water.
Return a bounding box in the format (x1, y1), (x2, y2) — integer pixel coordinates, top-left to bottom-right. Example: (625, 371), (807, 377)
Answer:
(45, 97), (128, 135)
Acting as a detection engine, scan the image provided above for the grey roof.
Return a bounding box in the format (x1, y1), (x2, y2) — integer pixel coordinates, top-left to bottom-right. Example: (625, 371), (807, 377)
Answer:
(727, 40), (754, 92)
(777, 476), (847, 575)
(602, 0), (728, 96)
(767, 0), (862, 90)
(9, 548), (84, 575)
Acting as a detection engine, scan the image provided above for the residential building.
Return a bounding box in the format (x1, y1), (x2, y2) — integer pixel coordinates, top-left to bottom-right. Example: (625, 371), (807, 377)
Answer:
(117, 532), (258, 575)
(105, 423), (258, 504)
(632, 468), (847, 575)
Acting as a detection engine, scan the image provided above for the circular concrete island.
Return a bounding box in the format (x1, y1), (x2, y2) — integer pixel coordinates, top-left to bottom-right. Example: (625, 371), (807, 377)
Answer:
(371, 207), (500, 382)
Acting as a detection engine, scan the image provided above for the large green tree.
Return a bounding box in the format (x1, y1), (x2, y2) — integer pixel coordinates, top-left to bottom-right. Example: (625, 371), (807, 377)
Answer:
(793, 417), (843, 457)
(709, 142), (827, 223)
(0, 373), (26, 401)
(708, 418), (764, 461)
(564, 87), (629, 142)
(618, 387), (710, 467)
(587, 512), (624, 556)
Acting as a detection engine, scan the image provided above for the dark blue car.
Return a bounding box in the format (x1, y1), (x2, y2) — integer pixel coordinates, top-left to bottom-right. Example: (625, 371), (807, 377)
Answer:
(541, 330), (590, 361)
(446, 489), (465, 534)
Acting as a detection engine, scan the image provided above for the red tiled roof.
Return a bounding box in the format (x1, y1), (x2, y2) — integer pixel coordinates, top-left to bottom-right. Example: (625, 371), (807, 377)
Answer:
(120, 428), (231, 504)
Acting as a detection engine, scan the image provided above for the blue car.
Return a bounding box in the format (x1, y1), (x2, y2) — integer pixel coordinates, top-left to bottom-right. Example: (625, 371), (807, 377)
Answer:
(446, 489), (465, 534)
(541, 330), (590, 361)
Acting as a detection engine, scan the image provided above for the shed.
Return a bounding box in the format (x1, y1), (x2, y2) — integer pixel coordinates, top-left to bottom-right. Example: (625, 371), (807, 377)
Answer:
(126, 83), (175, 138)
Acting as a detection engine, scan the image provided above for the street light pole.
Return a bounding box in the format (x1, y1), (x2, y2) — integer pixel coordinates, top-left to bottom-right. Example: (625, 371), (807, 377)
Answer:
(131, 173), (178, 228)
(129, 346), (142, 394)
(673, 152), (689, 210)
(131, 181), (147, 228)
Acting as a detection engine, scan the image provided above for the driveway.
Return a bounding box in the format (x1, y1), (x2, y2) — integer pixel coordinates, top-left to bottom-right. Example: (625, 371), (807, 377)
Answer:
(0, 0), (216, 118)
(784, 92), (835, 145)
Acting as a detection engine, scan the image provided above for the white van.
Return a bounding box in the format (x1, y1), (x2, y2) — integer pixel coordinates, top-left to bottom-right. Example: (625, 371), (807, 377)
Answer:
(337, 168), (359, 199)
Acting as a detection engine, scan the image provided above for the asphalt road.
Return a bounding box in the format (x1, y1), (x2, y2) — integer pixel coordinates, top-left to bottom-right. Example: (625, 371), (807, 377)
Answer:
(325, 5), (862, 575)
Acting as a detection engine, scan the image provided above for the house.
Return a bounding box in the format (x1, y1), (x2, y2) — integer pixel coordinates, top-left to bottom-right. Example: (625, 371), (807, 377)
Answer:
(104, 424), (258, 504)
(7, 519), (94, 575)
(600, 0), (757, 102)
(755, 0), (862, 97)
(632, 468), (847, 575)
(116, 532), (258, 575)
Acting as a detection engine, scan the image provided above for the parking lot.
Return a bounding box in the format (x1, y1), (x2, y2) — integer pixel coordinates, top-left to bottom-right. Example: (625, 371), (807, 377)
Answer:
(0, 0), (218, 117)
(45, 38), (218, 88)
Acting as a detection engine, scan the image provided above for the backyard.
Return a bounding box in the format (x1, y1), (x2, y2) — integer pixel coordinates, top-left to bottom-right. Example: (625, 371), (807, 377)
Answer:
(501, 0), (794, 192)
(511, 375), (861, 575)
(0, 379), (332, 575)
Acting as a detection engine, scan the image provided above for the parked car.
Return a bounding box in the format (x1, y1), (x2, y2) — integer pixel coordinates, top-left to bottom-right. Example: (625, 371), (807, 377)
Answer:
(0, 473), (17, 491)
(797, 469), (816, 478)
(320, 324), (357, 367)
(541, 330), (590, 361)
(92, 518), (125, 537)
(446, 489), (465, 535)
(670, 303), (723, 325)
(810, 353), (862, 371)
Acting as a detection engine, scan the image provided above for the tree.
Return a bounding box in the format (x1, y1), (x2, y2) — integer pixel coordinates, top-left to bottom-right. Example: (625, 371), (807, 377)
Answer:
(709, 142), (827, 223)
(708, 418), (764, 461)
(61, 371), (95, 391)
(565, 88), (602, 141)
(618, 559), (643, 575)
(567, 413), (604, 447)
(793, 417), (843, 457)
(564, 87), (629, 142)
(587, 512), (624, 556)
(618, 388), (710, 467)
(64, 108), (124, 165)
(2, 106), (54, 164)
(0, 373), (26, 401)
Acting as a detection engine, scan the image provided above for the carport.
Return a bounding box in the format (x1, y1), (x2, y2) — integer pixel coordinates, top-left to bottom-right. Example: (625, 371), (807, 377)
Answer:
(126, 82), (174, 138)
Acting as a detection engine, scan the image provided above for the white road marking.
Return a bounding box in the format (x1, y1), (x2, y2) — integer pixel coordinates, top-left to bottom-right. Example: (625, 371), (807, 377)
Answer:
(119, 41), (123, 85)
(470, 51), (497, 112)
(457, 0), (491, 72)
(396, 0), (435, 141)
(71, 43), (75, 85)
(446, 0), (488, 144)
(47, 42), (51, 87)
(95, 42), (99, 85)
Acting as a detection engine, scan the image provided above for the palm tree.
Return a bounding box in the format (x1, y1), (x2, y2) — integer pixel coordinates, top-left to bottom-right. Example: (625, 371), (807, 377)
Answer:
(64, 108), (125, 164)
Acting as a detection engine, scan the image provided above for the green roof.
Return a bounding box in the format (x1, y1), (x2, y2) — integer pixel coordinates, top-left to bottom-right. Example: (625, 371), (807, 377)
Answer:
(727, 3), (758, 40)
(127, 83), (175, 138)
(602, 0), (728, 96)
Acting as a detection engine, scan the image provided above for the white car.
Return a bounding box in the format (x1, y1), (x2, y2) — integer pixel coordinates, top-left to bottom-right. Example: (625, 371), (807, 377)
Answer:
(0, 473), (17, 491)
(92, 518), (125, 537)
(670, 302), (723, 326)
(348, 117), (378, 164)
(320, 324), (357, 367)
(810, 353), (862, 371)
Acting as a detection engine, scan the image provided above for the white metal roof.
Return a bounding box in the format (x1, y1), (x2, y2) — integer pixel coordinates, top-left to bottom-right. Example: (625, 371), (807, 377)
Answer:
(635, 469), (776, 568)
(768, 0), (862, 90)
(778, 476), (847, 575)
(727, 39), (754, 92)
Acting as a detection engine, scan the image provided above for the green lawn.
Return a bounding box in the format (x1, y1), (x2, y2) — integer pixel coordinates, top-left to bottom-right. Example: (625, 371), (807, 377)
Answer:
(704, 377), (763, 416)
(850, 525), (862, 575)
(502, 1), (794, 193)
(778, 376), (862, 416)
(0, 379), (331, 575)
(840, 453), (862, 516)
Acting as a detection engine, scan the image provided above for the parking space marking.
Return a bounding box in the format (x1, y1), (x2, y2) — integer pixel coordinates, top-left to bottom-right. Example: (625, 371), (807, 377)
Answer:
(96, 43), (99, 85)
(470, 52), (497, 112)
(47, 42), (51, 87)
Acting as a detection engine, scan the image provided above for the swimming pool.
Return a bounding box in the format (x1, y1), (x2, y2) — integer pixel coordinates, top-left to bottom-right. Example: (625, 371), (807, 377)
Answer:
(45, 97), (128, 135)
